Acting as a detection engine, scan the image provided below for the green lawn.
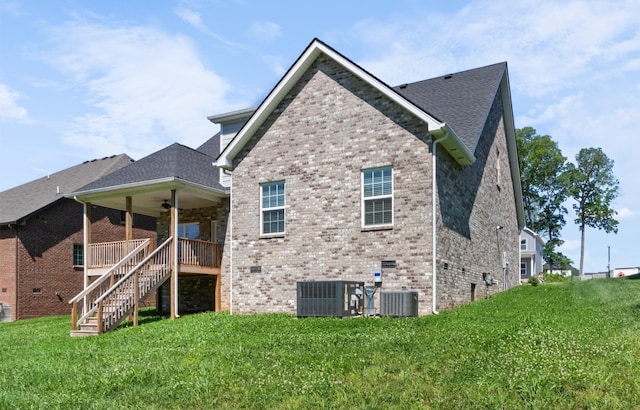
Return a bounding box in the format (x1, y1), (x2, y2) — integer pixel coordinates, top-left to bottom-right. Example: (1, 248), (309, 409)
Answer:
(1, 278), (639, 409)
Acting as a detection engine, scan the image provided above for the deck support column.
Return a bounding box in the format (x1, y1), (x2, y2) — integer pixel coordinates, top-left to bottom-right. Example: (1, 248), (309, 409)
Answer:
(170, 190), (178, 319)
(126, 196), (139, 326)
(83, 202), (92, 315)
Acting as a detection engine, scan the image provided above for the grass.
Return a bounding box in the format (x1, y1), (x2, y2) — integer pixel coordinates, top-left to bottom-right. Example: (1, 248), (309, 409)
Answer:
(1, 278), (639, 409)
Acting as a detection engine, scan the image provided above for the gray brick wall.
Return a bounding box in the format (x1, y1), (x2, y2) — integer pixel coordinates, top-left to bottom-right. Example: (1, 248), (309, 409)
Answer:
(223, 55), (520, 315)
(435, 89), (520, 310)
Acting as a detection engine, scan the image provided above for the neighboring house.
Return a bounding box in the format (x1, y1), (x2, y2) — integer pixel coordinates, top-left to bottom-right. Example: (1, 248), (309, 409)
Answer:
(65, 38), (525, 334)
(519, 227), (544, 281)
(545, 265), (578, 277)
(216, 38), (525, 315)
(0, 155), (156, 322)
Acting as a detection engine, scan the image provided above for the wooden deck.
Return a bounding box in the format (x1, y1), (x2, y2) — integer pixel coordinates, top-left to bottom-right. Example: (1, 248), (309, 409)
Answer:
(72, 237), (222, 335)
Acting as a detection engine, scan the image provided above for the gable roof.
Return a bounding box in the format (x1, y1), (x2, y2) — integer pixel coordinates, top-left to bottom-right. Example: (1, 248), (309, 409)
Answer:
(393, 62), (507, 154)
(0, 154), (133, 225)
(216, 38), (524, 229)
(521, 227), (545, 247)
(216, 38), (475, 169)
(71, 142), (226, 195)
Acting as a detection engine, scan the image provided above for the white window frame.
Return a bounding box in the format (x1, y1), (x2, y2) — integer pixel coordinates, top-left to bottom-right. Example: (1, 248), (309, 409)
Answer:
(361, 166), (394, 228)
(520, 238), (527, 251)
(260, 181), (285, 235)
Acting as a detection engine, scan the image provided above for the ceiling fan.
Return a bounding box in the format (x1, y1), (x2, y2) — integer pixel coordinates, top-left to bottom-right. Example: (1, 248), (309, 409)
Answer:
(161, 200), (171, 210)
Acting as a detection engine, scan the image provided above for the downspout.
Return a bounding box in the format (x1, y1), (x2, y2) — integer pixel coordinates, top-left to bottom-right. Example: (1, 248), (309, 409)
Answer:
(229, 172), (233, 315)
(432, 131), (449, 315)
(72, 196), (89, 314)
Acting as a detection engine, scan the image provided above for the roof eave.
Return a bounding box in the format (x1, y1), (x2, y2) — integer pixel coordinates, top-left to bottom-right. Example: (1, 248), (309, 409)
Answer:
(500, 68), (526, 230)
(431, 123), (476, 166)
(67, 177), (228, 202)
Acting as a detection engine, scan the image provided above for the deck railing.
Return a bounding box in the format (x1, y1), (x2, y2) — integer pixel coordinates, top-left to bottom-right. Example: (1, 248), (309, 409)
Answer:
(88, 238), (152, 268)
(178, 238), (221, 268)
(70, 238), (151, 329)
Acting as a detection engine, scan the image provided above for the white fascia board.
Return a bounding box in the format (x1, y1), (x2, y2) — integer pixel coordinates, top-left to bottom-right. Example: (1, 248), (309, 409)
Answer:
(207, 107), (257, 124)
(66, 177), (227, 202)
(431, 123), (476, 166)
(217, 39), (475, 169)
(500, 68), (526, 230)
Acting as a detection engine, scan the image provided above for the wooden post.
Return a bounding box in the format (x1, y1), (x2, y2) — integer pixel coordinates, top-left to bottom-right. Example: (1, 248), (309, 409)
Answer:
(215, 274), (221, 312)
(97, 301), (103, 334)
(83, 203), (92, 314)
(71, 302), (77, 331)
(133, 271), (139, 327)
(170, 190), (177, 320)
(125, 196), (133, 253)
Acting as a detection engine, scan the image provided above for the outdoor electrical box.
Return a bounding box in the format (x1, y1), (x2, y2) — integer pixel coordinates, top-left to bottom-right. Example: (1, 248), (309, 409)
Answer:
(296, 281), (364, 317)
(374, 268), (382, 288)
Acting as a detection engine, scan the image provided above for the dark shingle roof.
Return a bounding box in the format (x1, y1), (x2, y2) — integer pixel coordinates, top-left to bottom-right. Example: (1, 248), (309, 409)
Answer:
(393, 62), (507, 152)
(76, 143), (224, 192)
(196, 132), (221, 157)
(0, 154), (133, 224)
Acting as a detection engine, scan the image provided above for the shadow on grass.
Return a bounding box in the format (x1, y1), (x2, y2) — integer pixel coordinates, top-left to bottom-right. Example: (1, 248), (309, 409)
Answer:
(624, 273), (640, 280)
(118, 308), (168, 329)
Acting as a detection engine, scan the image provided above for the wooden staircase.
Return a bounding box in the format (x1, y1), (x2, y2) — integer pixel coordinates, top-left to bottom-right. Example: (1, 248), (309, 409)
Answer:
(70, 237), (173, 336)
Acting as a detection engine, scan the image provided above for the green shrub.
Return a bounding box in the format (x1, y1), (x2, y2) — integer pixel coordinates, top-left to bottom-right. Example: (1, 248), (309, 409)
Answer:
(544, 273), (571, 283)
(528, 276), (540, 286)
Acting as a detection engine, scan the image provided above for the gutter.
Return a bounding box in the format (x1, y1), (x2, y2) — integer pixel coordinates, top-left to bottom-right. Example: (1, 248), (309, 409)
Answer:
(431, 131), (450, 315)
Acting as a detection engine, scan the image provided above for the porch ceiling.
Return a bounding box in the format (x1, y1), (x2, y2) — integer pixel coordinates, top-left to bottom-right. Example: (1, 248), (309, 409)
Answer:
(68, 178), (228, 217)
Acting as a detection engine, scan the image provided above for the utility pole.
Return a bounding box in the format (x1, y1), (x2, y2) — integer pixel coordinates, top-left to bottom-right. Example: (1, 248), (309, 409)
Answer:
(607, 246), (611, 278)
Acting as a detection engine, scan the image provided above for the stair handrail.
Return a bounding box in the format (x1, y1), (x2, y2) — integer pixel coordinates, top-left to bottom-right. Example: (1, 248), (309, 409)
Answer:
(69, 238), (151, 305)
(93, 236), (173, 308)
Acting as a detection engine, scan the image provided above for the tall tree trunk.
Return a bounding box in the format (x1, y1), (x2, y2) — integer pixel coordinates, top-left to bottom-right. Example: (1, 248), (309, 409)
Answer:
(579, 222), (586, 277)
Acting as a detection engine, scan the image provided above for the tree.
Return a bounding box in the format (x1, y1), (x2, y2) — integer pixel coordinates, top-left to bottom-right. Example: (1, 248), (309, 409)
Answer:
(568, 148), (619, 275)
(516, 127), (572, 269)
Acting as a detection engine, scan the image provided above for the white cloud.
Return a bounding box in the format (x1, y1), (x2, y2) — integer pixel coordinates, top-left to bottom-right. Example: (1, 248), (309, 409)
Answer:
(248, 21), (282, 43)
(616, 208), (639, 219)
(350, 0), (640, 96)
(44, 22), (237, 159)
(0, 83), (30, 123)
(174, 7), (245, 49)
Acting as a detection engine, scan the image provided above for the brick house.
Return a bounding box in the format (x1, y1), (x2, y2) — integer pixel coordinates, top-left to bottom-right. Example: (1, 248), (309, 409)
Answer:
(0, 155), (156, 321)
(216, 38), (525, 315)
(66, 38), (524, 333)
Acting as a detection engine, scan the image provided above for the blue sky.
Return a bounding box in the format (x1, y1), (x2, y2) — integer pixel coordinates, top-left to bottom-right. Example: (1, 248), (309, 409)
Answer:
(1, 0), (639, 274)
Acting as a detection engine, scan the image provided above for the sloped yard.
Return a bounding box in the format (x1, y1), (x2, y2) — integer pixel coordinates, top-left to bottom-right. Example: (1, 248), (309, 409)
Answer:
(1, 277), (639, 409)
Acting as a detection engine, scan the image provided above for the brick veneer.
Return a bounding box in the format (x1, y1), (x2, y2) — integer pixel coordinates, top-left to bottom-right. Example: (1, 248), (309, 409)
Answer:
(223, 55), (520, 315)
(0, 199), (156, 321)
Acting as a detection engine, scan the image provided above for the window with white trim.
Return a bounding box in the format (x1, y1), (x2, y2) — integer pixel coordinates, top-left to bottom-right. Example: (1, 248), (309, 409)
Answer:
(520, 238), (527, 250)
(178, 223), (200, 239)
(362, 167), (393, 227)
(261, 181), (285, 235)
